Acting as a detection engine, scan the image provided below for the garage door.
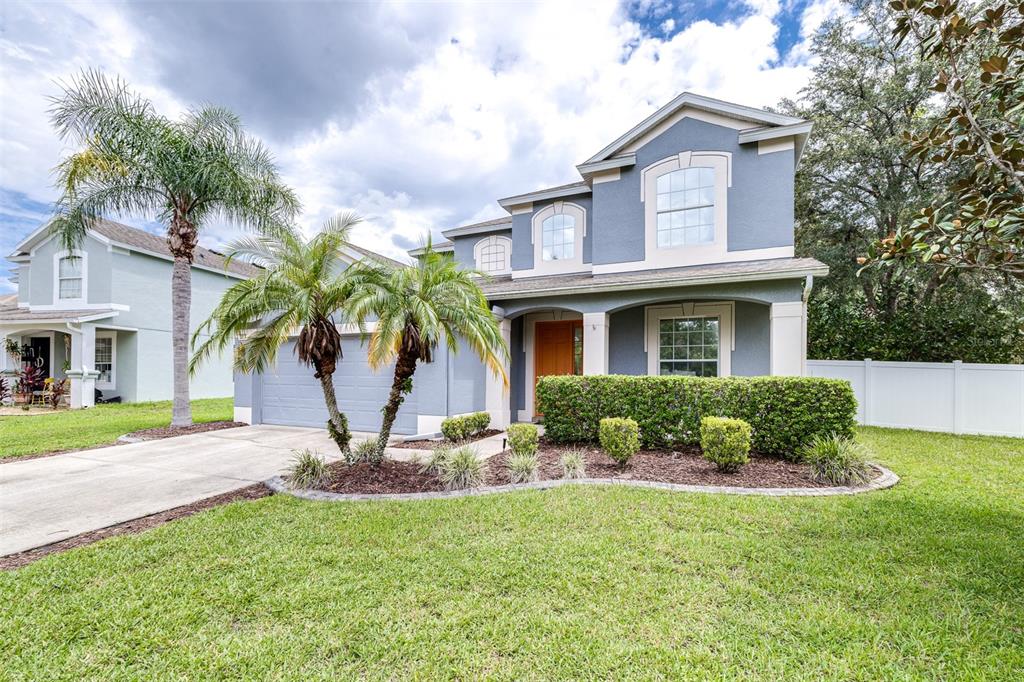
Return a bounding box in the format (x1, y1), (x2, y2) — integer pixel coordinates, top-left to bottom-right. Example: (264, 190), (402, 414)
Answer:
(258, 339), (418, 435)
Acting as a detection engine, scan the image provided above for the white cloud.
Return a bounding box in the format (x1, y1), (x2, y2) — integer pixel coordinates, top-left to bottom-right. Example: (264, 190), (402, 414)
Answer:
(0, 0), (823, 265)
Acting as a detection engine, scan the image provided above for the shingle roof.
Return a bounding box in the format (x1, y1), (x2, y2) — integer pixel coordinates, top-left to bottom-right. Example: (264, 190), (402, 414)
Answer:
(480, 257), (828, 300)
(0, 296), (117, 323)
(83, 219), (263, 278)
(440, 216), (513, 239)
(346, 243), (407, 268)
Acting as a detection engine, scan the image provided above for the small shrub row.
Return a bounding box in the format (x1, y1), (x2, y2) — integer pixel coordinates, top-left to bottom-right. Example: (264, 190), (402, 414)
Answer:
(537, 375), (856, 456)
(598, 418), (640, 469)
(699, 417), (751, 472)
(440, 411), (491, 442)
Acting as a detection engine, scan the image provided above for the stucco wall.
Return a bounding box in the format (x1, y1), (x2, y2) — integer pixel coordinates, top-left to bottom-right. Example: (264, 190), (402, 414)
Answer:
(451, 229), (513, 270)
(591, 117), (795, 266)
(27, 233), (112, 306)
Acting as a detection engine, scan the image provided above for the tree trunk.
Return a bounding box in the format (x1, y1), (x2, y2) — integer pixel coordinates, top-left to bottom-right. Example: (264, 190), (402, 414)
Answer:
(170, 255), (192, 427)
(318, 371), (350, 453)
(376, 346), (417, 456)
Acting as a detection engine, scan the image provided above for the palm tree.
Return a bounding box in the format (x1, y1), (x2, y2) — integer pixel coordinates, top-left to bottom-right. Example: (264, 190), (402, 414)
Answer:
(49, 70), (299, 427)
(347, 243), (508, 457)
(189, 214), (363, 452)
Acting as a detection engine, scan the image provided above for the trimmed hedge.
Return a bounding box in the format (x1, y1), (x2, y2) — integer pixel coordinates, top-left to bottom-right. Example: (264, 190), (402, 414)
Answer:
(536, 375), (857, 455)
(507, 423), (539, 457)
(599, 417), (640, 468)
(700, 417), (751, 472)
(440, 411), (490, 442)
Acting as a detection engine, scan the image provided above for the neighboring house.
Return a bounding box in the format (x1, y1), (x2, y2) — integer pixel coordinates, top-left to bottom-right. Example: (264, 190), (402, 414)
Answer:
(234, 92), (828, 435)
(0, 219), (261, 408)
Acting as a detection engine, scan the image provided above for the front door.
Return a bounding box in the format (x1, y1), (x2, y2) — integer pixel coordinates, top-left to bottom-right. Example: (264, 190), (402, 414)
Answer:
(534, 320), (582, 415)
(26, 337), (50, 380)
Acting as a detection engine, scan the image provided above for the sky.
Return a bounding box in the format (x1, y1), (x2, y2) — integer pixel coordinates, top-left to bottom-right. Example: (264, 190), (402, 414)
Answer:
(0, 0), (846, 293)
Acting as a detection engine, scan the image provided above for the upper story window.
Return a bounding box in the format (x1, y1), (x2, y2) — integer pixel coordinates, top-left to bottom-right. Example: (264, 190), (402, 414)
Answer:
(473, 235), (512, 275)
(57, 254), (84, 301)
(656, 167), (714, 248)
(541, 214), (575, 261)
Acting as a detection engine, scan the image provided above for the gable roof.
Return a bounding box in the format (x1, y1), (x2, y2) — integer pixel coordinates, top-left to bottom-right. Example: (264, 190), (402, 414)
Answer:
(580, 92), (807, 168)
(441, 216), (513, 239)
(497, 181), (592, 210)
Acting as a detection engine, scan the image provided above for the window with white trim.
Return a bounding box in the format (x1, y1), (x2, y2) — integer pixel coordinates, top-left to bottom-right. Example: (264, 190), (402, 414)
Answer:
(95, 336), (114, 386)
(657, 316), (719, 377)
(479, 242), (506, 272)
(58, 256), (83, 300)
(541, 214), (575, 261)
(655, 167), (715, 248)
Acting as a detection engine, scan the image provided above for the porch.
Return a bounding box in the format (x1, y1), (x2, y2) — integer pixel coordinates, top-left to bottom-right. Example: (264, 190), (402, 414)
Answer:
(0, 304), (126, 409)
(481, 274), (811, 426)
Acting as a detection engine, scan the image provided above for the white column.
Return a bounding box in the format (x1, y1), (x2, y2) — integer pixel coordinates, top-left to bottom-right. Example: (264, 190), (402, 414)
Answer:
(68, 323), (98, 408)
(769, 302), (805, 376)
(485, 316), (512, 428)
(582, 312), (609, 375)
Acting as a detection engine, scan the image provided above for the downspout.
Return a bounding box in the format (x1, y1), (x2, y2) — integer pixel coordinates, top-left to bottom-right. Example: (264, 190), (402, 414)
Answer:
(801, 275), (814, 375)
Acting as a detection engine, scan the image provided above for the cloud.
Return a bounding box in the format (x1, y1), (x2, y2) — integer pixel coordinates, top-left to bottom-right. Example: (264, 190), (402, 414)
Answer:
(1, 0), (827, 278)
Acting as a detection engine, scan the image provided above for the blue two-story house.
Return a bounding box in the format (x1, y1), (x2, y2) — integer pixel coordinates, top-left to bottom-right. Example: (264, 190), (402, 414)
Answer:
(233, 92), (828, 436)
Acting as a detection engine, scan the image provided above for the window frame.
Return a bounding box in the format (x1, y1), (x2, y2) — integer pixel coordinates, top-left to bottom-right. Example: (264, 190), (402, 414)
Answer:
(94, 331), (116, 390)
(645, 302), (733, 377)
(655, 167), (716, 249)
(529, 201), (587, 276)
(53, 249), (87, 305)
(640, 151), (731, 269)
(472, 235), (512, 275)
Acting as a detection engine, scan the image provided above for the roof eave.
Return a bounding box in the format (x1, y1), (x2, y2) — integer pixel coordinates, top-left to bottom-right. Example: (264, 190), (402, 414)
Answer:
(497, 183), (592, 210)
(483, 264), (829, 300)
(440, 221), (513, 239)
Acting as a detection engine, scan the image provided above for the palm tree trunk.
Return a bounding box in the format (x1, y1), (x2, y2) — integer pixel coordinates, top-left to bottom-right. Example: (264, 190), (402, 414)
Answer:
(319, 371), (350, 453)
(376, 346), (417, 456)
(170, 255), (192, 427)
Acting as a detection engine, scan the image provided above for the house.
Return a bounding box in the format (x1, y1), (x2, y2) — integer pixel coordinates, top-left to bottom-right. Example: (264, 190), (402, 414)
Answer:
(1, 219), (260, 408)
(233, 92), (828, 435)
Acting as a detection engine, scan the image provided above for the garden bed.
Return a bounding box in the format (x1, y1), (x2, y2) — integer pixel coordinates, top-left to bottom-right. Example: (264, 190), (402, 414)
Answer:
(291, 440), (839, 496)
(121, 420), (246, 441)
(391, 428), (503, 450)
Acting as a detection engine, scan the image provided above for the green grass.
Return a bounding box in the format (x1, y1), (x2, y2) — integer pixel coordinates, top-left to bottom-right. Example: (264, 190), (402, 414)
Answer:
(0, 398), (233, 458)
(2, 427), (1022, 679)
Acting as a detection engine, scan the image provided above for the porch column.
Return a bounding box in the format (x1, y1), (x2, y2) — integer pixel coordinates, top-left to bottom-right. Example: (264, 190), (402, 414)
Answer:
(485, 312), (512, 428)
(582, 312), (609, 375)
(769, 301), (806, 376)
(68, 322), (98, 408)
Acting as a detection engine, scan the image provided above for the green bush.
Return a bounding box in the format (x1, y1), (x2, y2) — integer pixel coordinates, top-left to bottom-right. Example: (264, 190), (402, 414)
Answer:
(506, 452), (539, 484)
(507, 423), (539, 457)
(800, 434), (874, 486)
(559, 448), (587, 480)
(699, 417), (751, 472)
(441, 411), (491, 442)
(536, 375), (857, 456)
(437, 446), (486, 490)
(347, 438), (383, 465)
(286, 449), (329, 489)
(598, 417), (640, 469)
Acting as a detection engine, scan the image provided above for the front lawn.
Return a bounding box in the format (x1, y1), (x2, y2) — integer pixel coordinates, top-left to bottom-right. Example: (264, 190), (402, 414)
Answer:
(2, 427), (1022, 679)
(0, 398), (233, 458)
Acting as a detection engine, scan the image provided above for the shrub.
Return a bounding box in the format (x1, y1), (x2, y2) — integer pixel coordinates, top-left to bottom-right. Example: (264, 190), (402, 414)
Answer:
(437, 446), (486, 490)
(598, 417), (640, 469)
(347, 438), (383, 465)
(536, 375), (857, 456)
(700, 417), (751, 473)
(441, 415), (473, 442)
(800, 434), (874, 486)
(559, 448), (587, 480)
(507, 423), (538, 457)
(420, 446), (452, 474)
(286, 449), (329, 489)
(506, 452), (539, 484)
(440, 411), (490, 442)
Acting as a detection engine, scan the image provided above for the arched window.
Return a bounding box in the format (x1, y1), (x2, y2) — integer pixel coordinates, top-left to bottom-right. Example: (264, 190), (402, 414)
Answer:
(655, 167), (714, 248)
(541, 214), (575, 261)
(473, 235), (512, 274)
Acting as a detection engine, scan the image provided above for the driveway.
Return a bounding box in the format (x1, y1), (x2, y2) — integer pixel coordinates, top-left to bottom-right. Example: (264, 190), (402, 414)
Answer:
(0, 425), (350, 556)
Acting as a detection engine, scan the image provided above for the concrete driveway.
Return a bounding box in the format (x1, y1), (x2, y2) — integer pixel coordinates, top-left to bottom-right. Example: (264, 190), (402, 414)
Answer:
(0, 425), (351, 556)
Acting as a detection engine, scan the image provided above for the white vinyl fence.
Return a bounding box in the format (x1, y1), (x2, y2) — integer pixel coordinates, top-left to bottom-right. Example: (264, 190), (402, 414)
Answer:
(806, 359), (1024, 438)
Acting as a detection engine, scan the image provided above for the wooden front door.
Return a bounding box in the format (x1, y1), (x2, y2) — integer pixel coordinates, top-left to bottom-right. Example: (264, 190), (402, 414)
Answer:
(534, 320), (582, 415)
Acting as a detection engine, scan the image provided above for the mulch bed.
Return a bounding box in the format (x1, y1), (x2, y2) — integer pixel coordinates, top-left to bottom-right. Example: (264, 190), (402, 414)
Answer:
(297, 440), (830, 495)
(0, 484), (270, 571)
(390, 428), (504, 450)
(123, 420), (246, 440)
